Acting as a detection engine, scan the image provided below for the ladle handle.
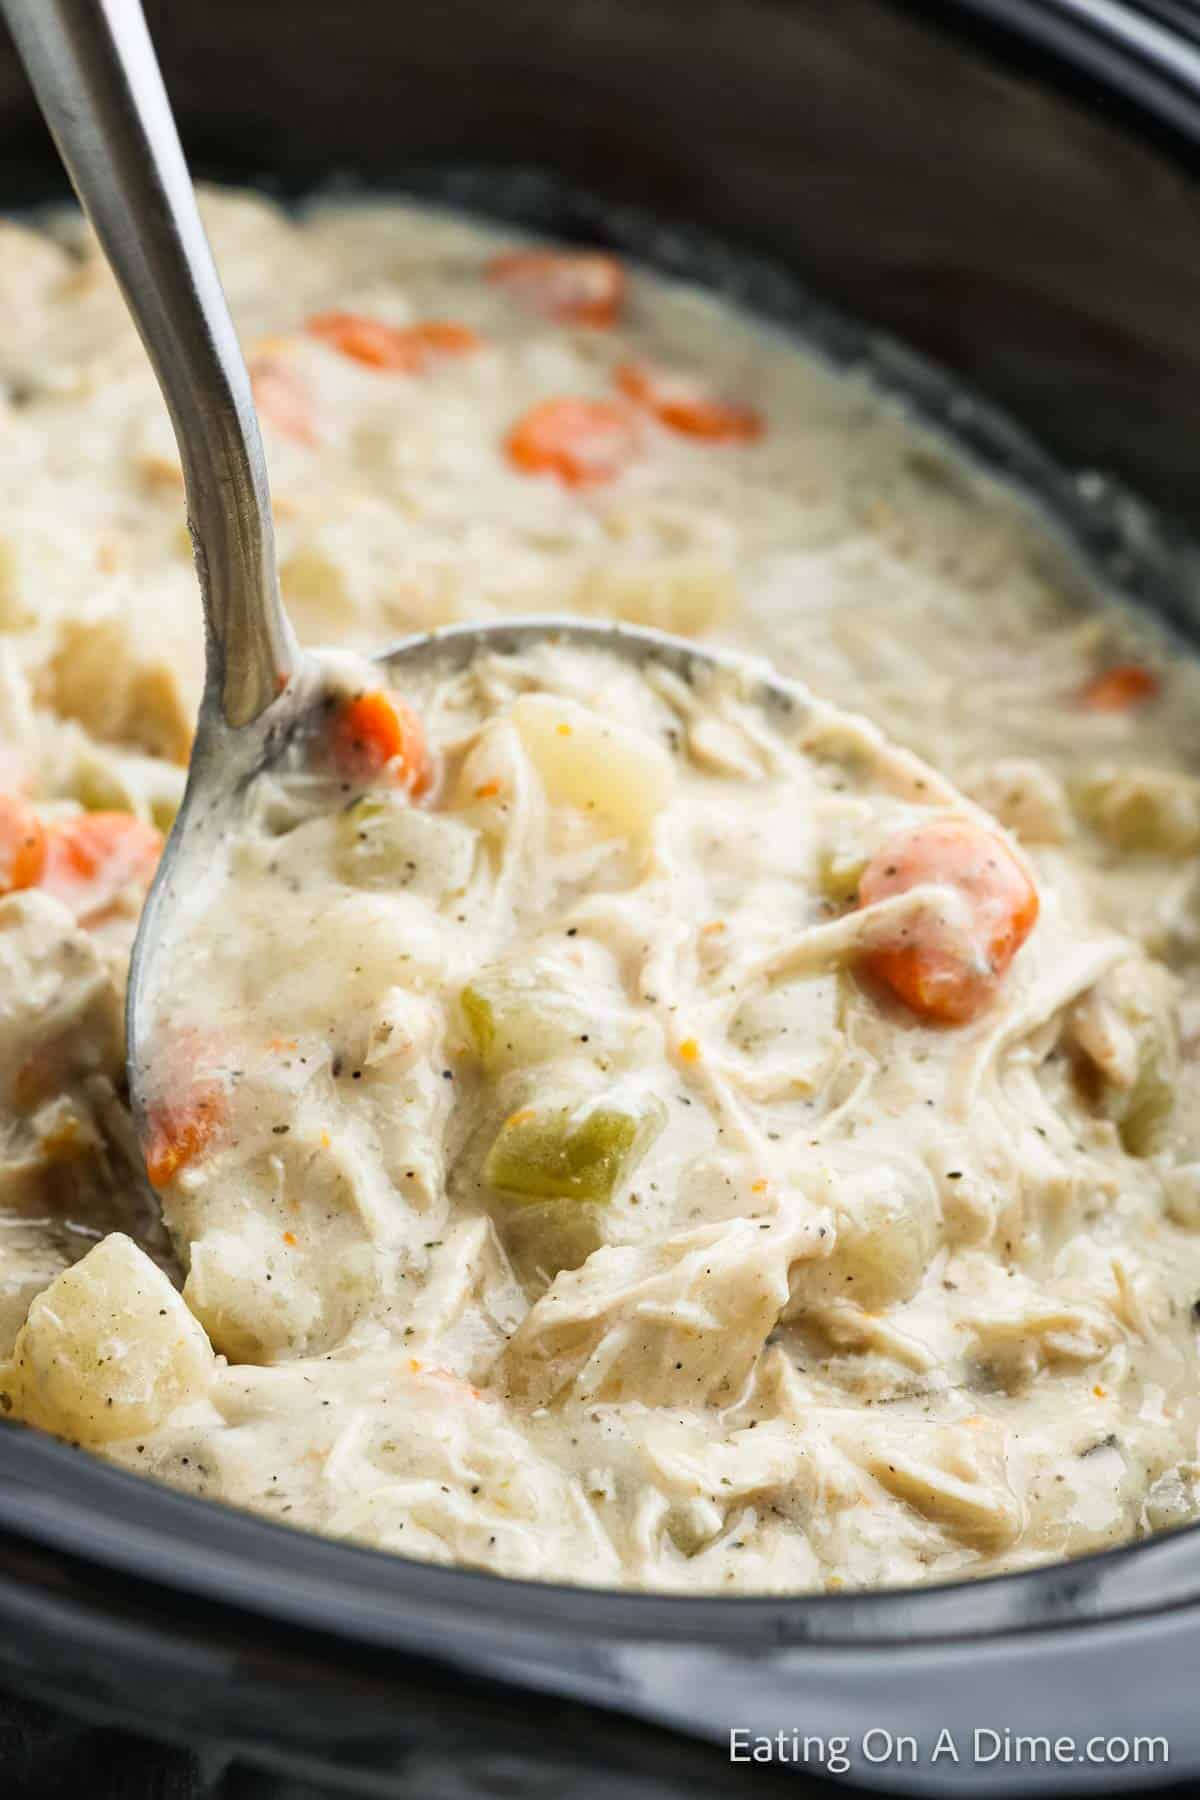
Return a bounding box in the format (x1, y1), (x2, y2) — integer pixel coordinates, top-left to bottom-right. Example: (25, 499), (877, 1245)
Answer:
(3, 0), (296, 728)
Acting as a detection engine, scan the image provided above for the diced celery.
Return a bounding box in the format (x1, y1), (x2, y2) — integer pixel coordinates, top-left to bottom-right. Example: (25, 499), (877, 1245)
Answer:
(500, 1199), (608, 1289)
(1116, 1051), (1175, 1156)
(460, 982), (501, 1066)
(460, 964), (589, 1072)
(484, 1092), (665, 1204)
(816, 843), (868, 907)
(458, 951), (639, 1074)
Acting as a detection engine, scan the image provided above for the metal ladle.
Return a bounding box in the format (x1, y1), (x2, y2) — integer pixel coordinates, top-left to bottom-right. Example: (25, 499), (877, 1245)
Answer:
(5, 0), (819, 1179)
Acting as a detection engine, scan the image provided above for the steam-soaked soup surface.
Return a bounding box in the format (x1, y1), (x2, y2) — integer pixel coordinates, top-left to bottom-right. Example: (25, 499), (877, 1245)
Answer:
(3, 189), (1200, 1592)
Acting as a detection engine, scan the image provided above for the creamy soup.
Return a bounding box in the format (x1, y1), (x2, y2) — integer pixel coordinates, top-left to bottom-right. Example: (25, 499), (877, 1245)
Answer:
(2, 188), (1200, 1592)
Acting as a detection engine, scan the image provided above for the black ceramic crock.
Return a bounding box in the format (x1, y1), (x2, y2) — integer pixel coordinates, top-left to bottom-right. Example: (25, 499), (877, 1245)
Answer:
(1, 3), (1199, 1793)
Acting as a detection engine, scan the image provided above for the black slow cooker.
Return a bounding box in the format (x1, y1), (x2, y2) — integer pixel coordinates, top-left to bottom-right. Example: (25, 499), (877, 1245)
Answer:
(0, 2), (1199, 1793)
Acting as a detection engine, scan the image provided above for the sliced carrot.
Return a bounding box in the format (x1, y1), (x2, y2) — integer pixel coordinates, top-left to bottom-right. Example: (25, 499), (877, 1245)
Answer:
(615, 361), (764, 442)
(143, 1083), (227, 1189)
(505, 397), (637, 488)
(40, 812), (162, 926)
(331, 689), (431, 793)
(307, 311), (480, 372)
(1077, 663), (1160, 713)
(0, 794), (46, 895)
(486, 250), (625, 327)
(250, 355), (318, 446)
(408, 320), (481, 356)
(858, 817), (1038, 1025)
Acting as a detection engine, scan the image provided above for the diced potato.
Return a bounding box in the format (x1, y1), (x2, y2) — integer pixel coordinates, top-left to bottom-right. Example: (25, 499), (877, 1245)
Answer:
(338, 793), (477, 897)
(509, 693), (674, 836)
(792, 1161), (939, 1311)
(9, 1233), (214, 1445)
(183, 1227), (323, 1364)
(459, 944), (644, 1074)
(1075, 767), (1200, 857)
(1165, 1163), (1200, 1229)
(484, 1089), (666, 1204)
(43, 613), (194, 765)
(1068, 957), (1178, 1155)
(229, 888), (451, 1032)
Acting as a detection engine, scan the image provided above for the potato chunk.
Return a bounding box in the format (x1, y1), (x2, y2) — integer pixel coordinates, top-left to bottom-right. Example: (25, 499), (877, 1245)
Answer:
(790, 1160), (940, 1311)
(43, 613), (195, 765)
(337, 793), (476, 897)
(459, 942), (645, 1074)
(509, 693), (674, 836)
(1075, 767), (1200, 857)
(9, 1234), (215, 1445)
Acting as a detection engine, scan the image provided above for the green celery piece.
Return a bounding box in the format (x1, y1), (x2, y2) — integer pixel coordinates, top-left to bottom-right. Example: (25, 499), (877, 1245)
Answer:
(458, 961), (597, 1073)
(338, 793), (473, 895)
(484, 1094), (665, 1203)
(460, 983), (498, 1065)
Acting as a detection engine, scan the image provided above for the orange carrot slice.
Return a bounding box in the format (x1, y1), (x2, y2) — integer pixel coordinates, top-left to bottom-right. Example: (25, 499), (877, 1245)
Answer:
(486, 250), (625, 327)
(615, 361), (764, 442)
(0, 794), (46, 895)
(505, 397), (636, 488)
(143, 1082), (227, 1189)
(407, 320), (481, 356)
(1077, 663), (1160, 713)
(307, 311), (480, 372)
(41, 812), (162, 926)
(331, 690), (431, 793)
(858, 817), (1038, 1024)
(250, 355), (318, 446)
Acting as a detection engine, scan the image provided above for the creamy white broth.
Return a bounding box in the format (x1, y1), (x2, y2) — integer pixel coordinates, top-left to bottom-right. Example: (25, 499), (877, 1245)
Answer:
(1, 188), (1199, 1591)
